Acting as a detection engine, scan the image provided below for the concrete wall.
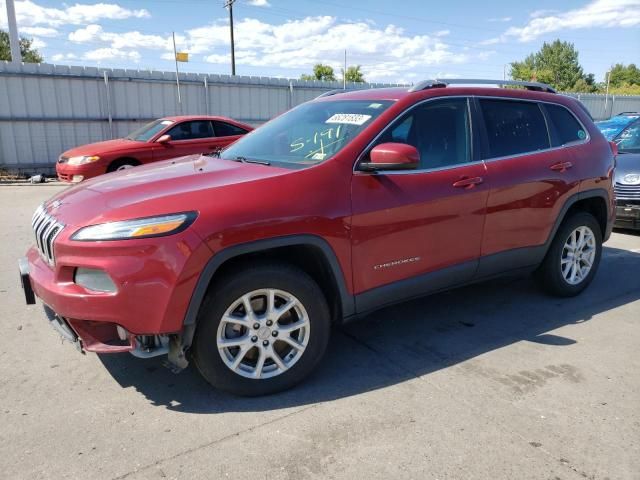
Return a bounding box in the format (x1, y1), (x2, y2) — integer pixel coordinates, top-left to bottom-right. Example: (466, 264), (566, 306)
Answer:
(1, 61), (639, 174)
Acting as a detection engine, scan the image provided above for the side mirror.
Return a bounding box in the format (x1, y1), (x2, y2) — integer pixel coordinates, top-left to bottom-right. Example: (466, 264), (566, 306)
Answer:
(156, 134), (172, 144)
(359, 143), (419, 171)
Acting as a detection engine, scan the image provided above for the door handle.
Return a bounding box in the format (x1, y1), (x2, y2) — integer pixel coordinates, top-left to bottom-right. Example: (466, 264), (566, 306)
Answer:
(453, 176), (483, 189)
(550, 161), (573, 172)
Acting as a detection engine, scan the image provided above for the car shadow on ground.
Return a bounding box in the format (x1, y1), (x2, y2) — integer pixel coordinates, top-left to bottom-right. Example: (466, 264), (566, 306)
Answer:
(613, 227), (640, 237)
(98, 245), (640, 413)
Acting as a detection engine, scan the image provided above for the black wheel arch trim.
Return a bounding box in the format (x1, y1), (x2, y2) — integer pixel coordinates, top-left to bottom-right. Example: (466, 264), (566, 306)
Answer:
(182, 234), (355, 328)
(544, 188), (611, 249)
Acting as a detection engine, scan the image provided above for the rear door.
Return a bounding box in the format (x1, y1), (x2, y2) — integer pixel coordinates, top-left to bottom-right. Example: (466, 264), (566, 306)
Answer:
(476, 98), (585, 276)
(154, 120), (219, 160)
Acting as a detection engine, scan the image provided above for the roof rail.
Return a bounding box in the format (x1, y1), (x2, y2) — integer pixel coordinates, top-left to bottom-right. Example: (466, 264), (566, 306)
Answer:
(408, 78), (556, 94)
(316, 89), (348, 99)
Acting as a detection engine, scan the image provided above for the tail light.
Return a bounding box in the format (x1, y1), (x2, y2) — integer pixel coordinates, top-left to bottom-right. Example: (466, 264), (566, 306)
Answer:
(609, 141), (618, 156)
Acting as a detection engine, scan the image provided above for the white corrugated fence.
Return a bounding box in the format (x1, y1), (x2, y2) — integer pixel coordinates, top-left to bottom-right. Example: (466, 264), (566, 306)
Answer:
(1, 62), (639, 174)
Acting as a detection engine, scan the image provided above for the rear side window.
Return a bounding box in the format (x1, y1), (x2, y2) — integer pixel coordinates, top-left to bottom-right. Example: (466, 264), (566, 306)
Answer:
(544, 104), (587, 146)
(214, 121), (248, 137)
(167, 121), (214, 141)
(480, 99), (550, 158)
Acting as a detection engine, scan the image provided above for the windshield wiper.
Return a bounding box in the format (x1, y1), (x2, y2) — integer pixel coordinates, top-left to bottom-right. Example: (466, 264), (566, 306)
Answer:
(233, 156), (271, 165)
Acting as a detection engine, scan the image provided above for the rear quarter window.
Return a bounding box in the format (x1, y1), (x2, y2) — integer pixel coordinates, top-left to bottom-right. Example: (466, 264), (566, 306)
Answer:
(544, 103), (587, 146)
(479, 99), (550, 158)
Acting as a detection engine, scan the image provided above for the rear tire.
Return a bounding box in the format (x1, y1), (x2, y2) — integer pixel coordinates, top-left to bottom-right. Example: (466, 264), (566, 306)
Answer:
(192, 263), (331, 396)
(535, 212), (602, 297)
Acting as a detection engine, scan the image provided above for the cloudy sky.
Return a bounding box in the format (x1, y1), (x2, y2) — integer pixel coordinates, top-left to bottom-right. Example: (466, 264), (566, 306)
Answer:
(1, 0), (638, 83)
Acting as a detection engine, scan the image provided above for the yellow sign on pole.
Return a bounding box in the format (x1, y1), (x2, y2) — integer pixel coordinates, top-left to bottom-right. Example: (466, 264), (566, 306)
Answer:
(175, 52), (189, 62)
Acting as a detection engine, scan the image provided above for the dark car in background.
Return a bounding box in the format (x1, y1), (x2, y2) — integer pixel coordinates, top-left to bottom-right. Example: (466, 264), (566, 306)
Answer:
(56, 116), (253, 183)
(596, 113), (640, 229)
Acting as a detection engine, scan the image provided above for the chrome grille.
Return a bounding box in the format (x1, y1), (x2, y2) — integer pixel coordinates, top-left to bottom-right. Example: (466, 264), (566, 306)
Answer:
(31, 205), (64, 265)
(614, 182), (640, 200)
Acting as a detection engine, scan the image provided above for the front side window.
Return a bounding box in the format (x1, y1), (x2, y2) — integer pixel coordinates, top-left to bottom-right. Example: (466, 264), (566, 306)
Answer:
(544, 103), (587, 146)
(126, 119), (174, 142)
(220, 100), (393, 167)
(167, 121), (214, 141)
(480, 99), (550, 158)
(369, 98), (471, 169)
(617, 122), (640, 153)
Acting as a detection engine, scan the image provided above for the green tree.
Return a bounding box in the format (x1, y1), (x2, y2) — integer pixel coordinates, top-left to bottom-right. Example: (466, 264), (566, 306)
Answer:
(343, 65), (365, 83)
(300, 63), (336, 82)
(510, 40), (591, 92)
(608, 63), (640, 87)
(572, 73), (598, 93)
(609, 84), (640, 95)
(0, 30), (44, 63)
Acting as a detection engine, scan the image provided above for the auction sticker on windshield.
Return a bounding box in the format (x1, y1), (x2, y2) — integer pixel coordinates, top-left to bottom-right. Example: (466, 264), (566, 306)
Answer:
(326, 114), (372, 125)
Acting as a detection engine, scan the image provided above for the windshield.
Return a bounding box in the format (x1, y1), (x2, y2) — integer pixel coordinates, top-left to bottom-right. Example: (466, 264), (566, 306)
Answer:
(596, 115), (639, 140)
(220, 100), (393, 167)
(126, 119), (174, 141)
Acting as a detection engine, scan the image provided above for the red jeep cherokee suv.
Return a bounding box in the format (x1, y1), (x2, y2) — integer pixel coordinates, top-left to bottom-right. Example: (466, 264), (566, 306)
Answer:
(20, 79), (615, 396)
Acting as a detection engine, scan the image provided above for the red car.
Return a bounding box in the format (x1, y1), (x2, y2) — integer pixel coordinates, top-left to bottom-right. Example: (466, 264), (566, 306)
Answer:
(21, 79), (615, 396)
(56, 115), (253, 182)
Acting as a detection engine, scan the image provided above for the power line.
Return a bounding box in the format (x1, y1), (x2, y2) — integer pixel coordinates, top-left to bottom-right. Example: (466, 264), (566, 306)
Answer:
(32, 1), (635, 81)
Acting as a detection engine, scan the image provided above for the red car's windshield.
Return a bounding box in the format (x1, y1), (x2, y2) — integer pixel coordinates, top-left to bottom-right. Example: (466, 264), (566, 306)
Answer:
(126, 119), (175, 142)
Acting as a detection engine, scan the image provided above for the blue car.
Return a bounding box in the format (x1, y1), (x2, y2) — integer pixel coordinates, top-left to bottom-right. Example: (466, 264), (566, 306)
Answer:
(596, 112), (640, 229)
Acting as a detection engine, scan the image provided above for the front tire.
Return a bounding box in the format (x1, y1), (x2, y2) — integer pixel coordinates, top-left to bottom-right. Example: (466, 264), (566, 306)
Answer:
(107, 159), (138, 172)
(192, 263), (331, 396)
(535, 212), (602, 297)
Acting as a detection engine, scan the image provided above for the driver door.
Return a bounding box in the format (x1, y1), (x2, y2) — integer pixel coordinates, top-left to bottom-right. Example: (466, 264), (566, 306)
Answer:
(350, 97), (489, 311)
(153, 120), (220, 161)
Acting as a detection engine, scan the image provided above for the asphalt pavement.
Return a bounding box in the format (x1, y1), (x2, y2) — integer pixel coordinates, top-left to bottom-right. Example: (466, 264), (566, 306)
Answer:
(1, 184), (638, 480)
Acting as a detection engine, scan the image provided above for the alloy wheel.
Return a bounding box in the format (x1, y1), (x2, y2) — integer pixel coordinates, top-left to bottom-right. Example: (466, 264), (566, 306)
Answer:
(216, 288), (310, 379)
(561, 226), (596, 285)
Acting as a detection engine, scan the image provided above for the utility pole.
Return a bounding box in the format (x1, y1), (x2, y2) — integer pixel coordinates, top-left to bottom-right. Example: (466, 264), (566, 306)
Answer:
(5, 0), (22, 63)
(224, 0), (236, 76)
(343, 49), (347, 89)
(604, 70), (611, 118)
(172, 32), (182, 112)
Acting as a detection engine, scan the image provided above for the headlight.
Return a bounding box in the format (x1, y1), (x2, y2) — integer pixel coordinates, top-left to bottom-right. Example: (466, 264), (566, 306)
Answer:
(71, 212), (197, 241)
(67, 155), (100, 166)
